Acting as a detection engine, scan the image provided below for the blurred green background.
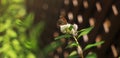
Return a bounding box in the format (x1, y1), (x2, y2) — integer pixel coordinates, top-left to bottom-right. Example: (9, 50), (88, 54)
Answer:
(0, 0), (46, 58)
(0, 0), (62, 58)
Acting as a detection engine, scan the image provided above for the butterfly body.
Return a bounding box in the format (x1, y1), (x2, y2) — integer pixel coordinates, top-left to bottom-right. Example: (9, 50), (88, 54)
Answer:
(57, 16), (68, 26)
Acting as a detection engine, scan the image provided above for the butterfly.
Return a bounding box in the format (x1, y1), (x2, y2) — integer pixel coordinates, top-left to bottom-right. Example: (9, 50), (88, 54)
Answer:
(57, 16), (68, 26)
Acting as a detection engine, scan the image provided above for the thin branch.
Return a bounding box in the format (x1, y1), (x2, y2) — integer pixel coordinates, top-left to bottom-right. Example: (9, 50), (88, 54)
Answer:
(73, 36), (84, 58)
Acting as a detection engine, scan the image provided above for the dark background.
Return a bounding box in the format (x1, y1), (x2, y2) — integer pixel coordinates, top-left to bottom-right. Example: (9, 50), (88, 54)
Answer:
(26, 0), (120, 58)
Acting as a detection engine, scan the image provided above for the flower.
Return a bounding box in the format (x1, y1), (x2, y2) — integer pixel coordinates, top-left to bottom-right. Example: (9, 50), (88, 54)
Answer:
(60, 23), (78, 36)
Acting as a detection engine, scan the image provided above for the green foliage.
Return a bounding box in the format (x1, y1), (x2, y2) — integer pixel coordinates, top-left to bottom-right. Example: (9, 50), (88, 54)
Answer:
(44, 41), (63, 54)
(23, 13), (34, 28)
(77, 27), (93, 39)
(85, 52), (97, 58)
(1, 0), (7, 5)
(54, 25), (104, 58)
(68, 51), (78, 58)
(69, 25), (74, 31)
(0, 0), (45, 58)
(66, 42), (78, 48)
(68, 56), (78, 58)
(29, 22), (45, 51)
(55, 34), (72, 40)
(84, 41), (104, 51)
(26, 52), (36, 58)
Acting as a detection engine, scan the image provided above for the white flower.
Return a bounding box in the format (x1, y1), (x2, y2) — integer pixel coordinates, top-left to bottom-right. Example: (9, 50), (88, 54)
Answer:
(60, 23), (78, 36)
(72, 24), (78, 36)
(60, 23), (71, 33)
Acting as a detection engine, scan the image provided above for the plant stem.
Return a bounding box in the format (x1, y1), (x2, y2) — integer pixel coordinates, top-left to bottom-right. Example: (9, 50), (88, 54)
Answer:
(73, 36), (84, 58)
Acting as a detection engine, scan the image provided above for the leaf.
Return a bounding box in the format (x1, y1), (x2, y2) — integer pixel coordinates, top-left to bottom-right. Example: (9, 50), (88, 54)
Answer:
(15, 19), (23, 25)
(77, 27), (93, 39)
(84, 41), (104, 51)
(68, 56), (78, 58)
(29, 22), (45, 50)
(7, 50), (17, 58)
(85, 52), (97, 58)
(23, 41), (32, 49)
(44, 41), (63, 54)
(55, 34), (71, 40)
(69, 51), (77, 56)
(26, 52), (36, 58)
(12, 39), (21, 51)
(17, 8), (26, 17)
(7, 29), (17, 38)
(66, 42), (78, 48)
(69, 25), (73, 31)
(0, 19), (11, 32)
(30, 22), (45, 40)
(68, 51), (78, 58)
(23, 13), (34, 28)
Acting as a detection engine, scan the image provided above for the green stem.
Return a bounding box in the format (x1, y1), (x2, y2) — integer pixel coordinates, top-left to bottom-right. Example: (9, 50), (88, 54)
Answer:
(73, 36), (84, 58)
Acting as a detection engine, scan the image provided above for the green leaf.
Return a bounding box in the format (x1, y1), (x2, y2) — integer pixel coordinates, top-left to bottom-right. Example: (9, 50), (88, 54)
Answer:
(26, 52), (36, 58)
(0, 44), (10, 53)
(69, 25), (73, 31)
(24, 41), (32, 49)
(55, 34), (71, 40)
(17, 8), (26, 17)
(23, 13), (34, 28)
(66, 42), (78, 48)
(0, 19), (11, 32)
(30, 22), (45, 40)
(77, 27), (93, 39)
(44, 41), (63, 54)
(68, 51), (78, 58)
(7, 29), (17, 38)
(84, 41), (104, 51)
(12, 39), (21, 51)
(85, 52), (97, 58)
(29, 22), (45, 50)
(69, 51), (77, 56)
(15, 19), (23, 25)
(68, 56), (78, 58)
(7, 50), (17, 58)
